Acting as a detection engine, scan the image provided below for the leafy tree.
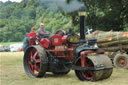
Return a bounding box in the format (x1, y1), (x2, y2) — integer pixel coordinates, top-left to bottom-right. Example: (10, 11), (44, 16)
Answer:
(67, 0), (128, 31)
(0, 0), (127, 42)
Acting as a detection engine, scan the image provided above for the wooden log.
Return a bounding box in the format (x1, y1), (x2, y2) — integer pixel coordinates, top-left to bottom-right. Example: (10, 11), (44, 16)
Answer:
(97, 39), (128, 47)
(86, 31), (128, 43)
(86, 31), (128, 51)
(97, 37), (128, 43)
(100, 45), (128, 52)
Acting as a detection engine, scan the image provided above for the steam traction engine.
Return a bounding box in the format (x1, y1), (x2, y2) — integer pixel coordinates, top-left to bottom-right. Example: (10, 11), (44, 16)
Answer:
(23, 11), (113, 81)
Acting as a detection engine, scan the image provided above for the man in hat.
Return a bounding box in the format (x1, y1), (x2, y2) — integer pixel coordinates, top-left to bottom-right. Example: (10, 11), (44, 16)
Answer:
(38, 23), (49, 39)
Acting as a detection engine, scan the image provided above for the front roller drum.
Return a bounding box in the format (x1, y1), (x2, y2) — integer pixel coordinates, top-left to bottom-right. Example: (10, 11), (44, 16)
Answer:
(74, 54), (113, 81)
(23, 45), (47, 78)
(87, 55), (113, 80)
(75, 57), (103, 81)
(98, 55), (113, 79)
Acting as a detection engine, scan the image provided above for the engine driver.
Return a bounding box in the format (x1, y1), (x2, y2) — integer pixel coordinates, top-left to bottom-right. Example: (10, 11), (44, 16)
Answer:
(38, 23), (50, 39)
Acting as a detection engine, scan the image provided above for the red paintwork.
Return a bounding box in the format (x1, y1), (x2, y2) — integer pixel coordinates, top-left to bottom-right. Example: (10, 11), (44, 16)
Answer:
(46, 46), (74, 60)
(27, 33), (105, 79)
(40, 38), (50, 48)
(29, 38), (36, 46)
(65, 46), (74, 60)
(51, 36), (62, 46)
(80, 50), (104, 67)
(28, 49), (40, 75)
(80, 50), (95, 80)
(62, 35), (68, 44)
(17, 48), (23, 51)
(80, 50), (94, 67)
(81, 54), (86, 67)
(28, 34), (103, 67)
(81, 66), (94, 80)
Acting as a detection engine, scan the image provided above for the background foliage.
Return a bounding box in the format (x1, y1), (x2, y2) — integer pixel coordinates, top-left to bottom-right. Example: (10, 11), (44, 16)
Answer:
(0, 0), (128, 42)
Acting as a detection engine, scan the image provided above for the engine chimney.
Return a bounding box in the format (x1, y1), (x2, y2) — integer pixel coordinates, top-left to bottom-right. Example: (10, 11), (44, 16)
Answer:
(79, 7), (86, 43)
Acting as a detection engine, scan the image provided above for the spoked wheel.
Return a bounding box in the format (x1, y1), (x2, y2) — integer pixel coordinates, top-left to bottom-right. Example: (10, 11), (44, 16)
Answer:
(24, 46), (47, 77)
(114, 53), (128, 69)
(75, 57), (103, 81)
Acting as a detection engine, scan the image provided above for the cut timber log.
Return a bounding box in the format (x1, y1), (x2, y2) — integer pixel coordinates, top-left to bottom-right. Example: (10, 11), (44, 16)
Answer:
(97, 39), (128, 47)
(86, 31), (128, 52)
(86, 31), (128, 43)
(101, 45), (128, 52)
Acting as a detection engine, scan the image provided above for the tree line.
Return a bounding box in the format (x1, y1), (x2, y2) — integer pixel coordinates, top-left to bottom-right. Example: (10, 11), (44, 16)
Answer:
(0, 0), (127, 42)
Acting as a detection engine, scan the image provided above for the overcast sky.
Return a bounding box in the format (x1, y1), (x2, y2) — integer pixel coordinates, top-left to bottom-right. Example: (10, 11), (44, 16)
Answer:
(0, 0), (22, 2)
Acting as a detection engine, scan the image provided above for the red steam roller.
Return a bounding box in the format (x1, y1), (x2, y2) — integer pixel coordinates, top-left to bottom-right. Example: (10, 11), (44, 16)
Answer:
(23, 8), (113, 81)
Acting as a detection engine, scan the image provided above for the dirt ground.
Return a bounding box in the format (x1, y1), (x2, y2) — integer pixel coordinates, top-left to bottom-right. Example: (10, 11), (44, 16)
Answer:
(0, 52), (128, 85)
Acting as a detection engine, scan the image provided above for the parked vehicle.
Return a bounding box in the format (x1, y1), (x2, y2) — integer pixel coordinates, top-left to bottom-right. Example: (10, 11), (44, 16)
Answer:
(10, 44), (23, 52)
(0, 45), (4, 52)
(4, 46), (10, 52)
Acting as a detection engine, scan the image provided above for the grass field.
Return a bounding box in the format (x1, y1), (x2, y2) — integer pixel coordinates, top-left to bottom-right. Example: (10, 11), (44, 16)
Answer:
(0, 52), (128, 85)
(0, 42), (22, 46)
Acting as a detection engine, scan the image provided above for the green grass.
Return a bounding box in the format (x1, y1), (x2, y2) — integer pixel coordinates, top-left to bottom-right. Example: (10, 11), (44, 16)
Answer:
(0, 52), (128, 85)
(0, 42), (23, 46)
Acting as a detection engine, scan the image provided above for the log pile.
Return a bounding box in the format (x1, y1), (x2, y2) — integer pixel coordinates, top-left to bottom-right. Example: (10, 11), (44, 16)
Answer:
(86, 31), (128, 52)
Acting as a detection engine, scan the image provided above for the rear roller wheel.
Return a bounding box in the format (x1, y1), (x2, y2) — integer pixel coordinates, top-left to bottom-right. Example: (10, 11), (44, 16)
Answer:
(114, 53), (128, 69)
(75, 57), (103, 81)
(24, 46), (47, 77)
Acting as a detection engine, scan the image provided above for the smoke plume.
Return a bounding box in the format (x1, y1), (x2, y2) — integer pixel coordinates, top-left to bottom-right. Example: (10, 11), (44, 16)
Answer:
(38, 0), (85, 13)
